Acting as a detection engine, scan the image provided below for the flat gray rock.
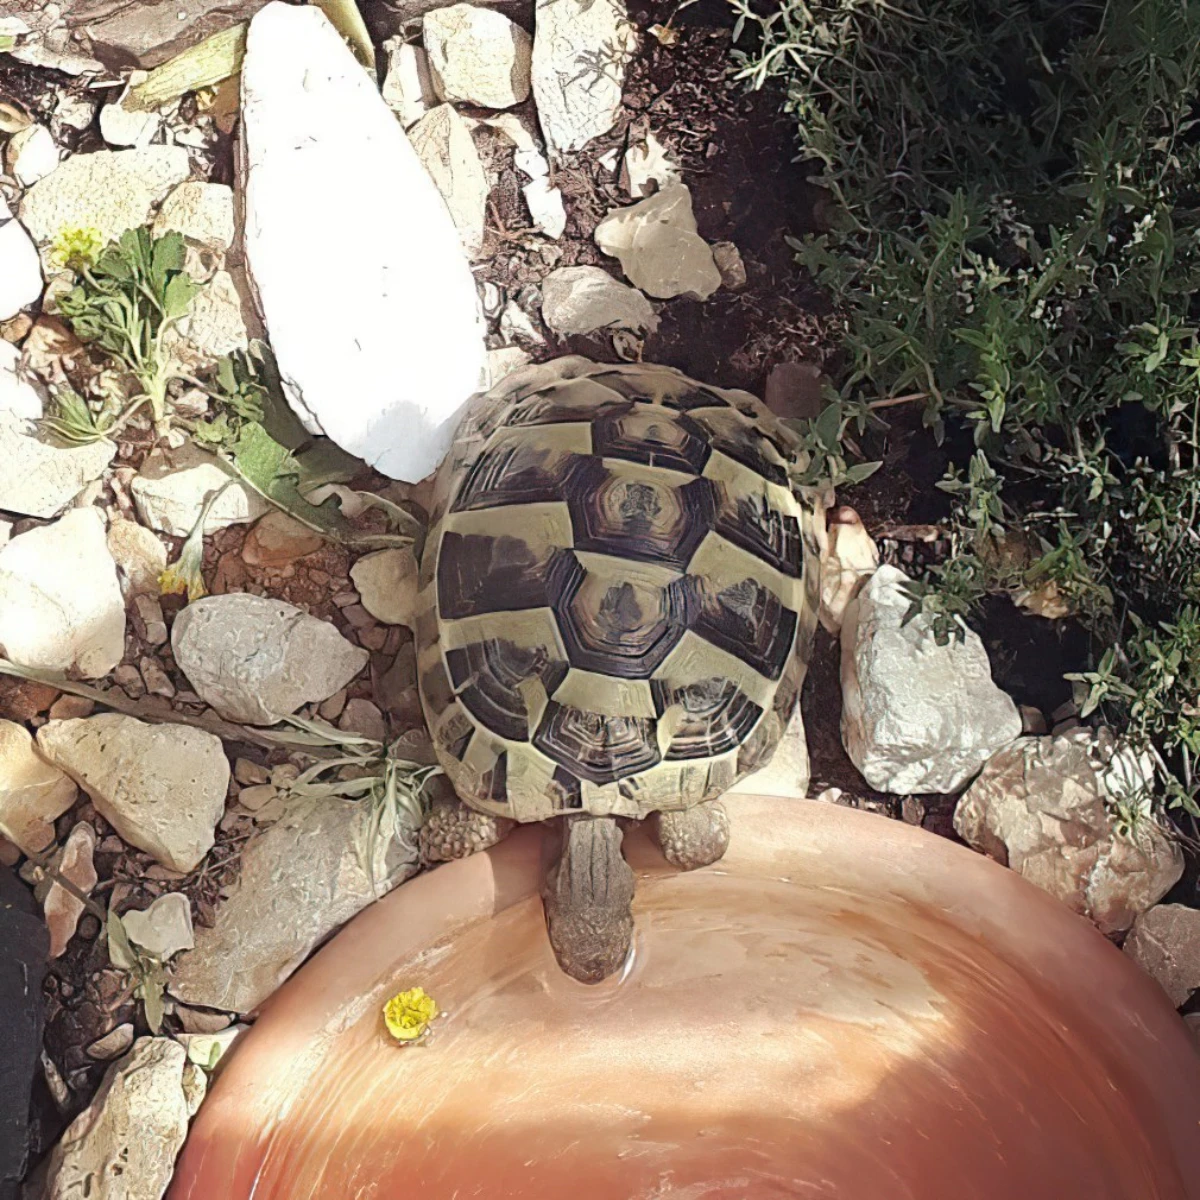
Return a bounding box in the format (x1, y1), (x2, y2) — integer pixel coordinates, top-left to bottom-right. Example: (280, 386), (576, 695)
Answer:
(540, 265), (659, 335)
(1123, 903), (1200, 1007)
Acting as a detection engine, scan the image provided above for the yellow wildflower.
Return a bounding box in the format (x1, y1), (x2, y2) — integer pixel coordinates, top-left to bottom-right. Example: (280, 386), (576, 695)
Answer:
(51, 226), (103, 272)
(383, 987), (439, 1042)
(158, 479), (235, 603)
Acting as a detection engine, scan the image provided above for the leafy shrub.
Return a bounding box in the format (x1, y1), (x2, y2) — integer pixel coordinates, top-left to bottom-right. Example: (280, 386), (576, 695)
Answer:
(731, 0), (1200, 821)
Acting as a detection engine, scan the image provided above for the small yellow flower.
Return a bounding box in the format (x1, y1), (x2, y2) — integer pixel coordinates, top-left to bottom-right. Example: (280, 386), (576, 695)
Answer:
(158, 559), (207, 602)
(383, 987), (439, 1042)
(51, 226), (104, 272)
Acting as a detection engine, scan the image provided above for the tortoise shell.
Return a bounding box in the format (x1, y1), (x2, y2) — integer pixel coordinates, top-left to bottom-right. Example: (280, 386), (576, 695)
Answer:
(415, 358), (821, 823)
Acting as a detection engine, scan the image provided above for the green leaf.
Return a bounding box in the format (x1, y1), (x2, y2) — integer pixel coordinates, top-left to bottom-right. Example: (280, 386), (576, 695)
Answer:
(107, 910), (137, 972)
(164, 271), (200, 321)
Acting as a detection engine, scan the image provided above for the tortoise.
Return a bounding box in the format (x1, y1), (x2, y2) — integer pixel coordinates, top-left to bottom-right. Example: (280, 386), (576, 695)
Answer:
(413, 357), (822, 983)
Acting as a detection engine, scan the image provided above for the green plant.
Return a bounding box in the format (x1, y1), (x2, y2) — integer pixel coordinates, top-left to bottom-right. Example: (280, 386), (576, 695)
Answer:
(733, 0), (1200, 821)
(106, 908), (170, 1033)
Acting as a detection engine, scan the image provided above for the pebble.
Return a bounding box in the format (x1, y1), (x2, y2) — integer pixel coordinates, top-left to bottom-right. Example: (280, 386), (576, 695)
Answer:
(86, 1023), (135, 1061)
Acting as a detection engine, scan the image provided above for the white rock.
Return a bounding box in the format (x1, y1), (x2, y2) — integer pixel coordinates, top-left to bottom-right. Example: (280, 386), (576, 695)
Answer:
(624, 131), (678, 198)
(0, 411), (116, 518)
(350, 547), (418, 625)
(0, 201), (44, 321)
(840, 564), (1021, 794)
(424, 3), (532, 109)
(106, 518), (167, 597)
(40, 1038), (200, 1200)
(477, 112), (565, 239)
(594, 184), (722, 300)
(486, 345), (532, 385)
(151, 180), (236, 268)
(87, 1024), (135, 1061)
(120, 893), (195, 961)
(819, 506), (878, 635)
(1123, 903), (1200, 1008)
(5, 123), (59, 186)
(0, 340), (46, 420)
(728, 706), (810, 800)
(37, 715), (229, 873)
(381, 38), (437, 129)
(169, 267), (251, 366)
(500, 299), (544, 345)
(176, 1025), (246, 1070)
(43, 821), (97, 959)
(170, 795), (419, 1012)
(532, 0), (635, 154)
(541, 265), (659, 336)
(0, 508), (125, 677)
(409, 105), (490, 260)
(954, 731), (1184, 935)
(131, 442), (269, 537)
(240, 2), (487, 483)
(172, 593), (369, 724)
(18, 147), (190, 265)
(712, 241), (747, 290)
(0, 719), (77, 854)
(522, 176), (567, 239)
(99, 84), (162, 148)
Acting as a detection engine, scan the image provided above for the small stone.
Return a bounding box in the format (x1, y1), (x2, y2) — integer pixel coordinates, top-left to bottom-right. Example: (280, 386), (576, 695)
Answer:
(112, 664), (145, 699)
(409, 105), (491, 260)
(21, 316), (82, 377)
(0, 343), (44, 427)
(5, 124), (58, 187)
(54, 91), (99, 132)
(1020, 705), (1049, 736)
(712, 241), (747, 290)
(175, 1004), (232, 1035)
(624, 131), (678, 198)
(99, 84), (162, 147)
(132, 443), (269, 537)
(486, 345), (532, 386)
(338, 698), (386, 744)
(532, 0), (635, 154)
(317, 689), (347, 721)
(1123, 904), (1200, 1008)
(37, 715), (229, 873)
(819, 506), (878, 636)
(86, 1023), (135, 1061)
(139, 656), (175, 699)
(901, 796), (926, 826)
(540, 265), (659, 336)
(500, 299), (545, 346)
(236, 783), (277, 812)
(120, 892), (195, 961)
(0, 202), (43, 322)
(169, 268), (251, 368)
(240, 510), (323, 567)
(133, 593), (168, 646)
(350, 547), (418, 626)
(43, 822), (97, 959)
(595, 184), (721, 301)
(522, 176), (567, 240)
(0, 720), (77, 855)
(233, 758), (269, 786)
(47, 696), (93, 722)
(765, 362), (826, 423)
(424, 3), (532, 109)
(0, 410), (116, 518)
(106, 519), (167, 597)
(0, 508), (125, 678)
(152, 180), (236, 280)
(382, 38), (437, 129)
(172, 593), (369, 724)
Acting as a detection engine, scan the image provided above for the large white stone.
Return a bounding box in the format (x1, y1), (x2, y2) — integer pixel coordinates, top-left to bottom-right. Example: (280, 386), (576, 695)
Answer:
(532, 0), (635, 155)
(840, 565), (1021, 794)
(424, 3), (532, 109)
(0, 508), (125, 678)
(172, 593), (368, 724)
(409, 105), (490, 260)
(240, 2), (487, 483)
(40, 1038), (202, 1200)
(0, 411), (116, 518)
(38, 715), (229, 873)
(381, 38), (437, 129)
(131, 442), (269, 537)
(541, 265), (659, 335)
(0, 719), (76, 855)
(0, 201), (43, 321)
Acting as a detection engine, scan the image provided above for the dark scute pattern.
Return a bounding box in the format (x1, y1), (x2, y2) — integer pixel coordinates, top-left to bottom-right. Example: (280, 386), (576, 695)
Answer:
(552, 555), (693, 678)
(549, 767), (583, 810)
(533, 702), (661, 783)
(693, 578), (797, 681)
(565, 457), (716, 570)
(437, 533), (553, 620)
(591, 408), (711, 475)
(438, 709), (474, 763)
(659, 679), (764, 760)
(452, 434), (574, 512)
(446, 639), (567, 742)
(505, 394), (631, 427)
(479, 752), (508, 804)
(596, 374), (732, 413)
(689, 410), (789, 486)
(715, 489), (803, 579)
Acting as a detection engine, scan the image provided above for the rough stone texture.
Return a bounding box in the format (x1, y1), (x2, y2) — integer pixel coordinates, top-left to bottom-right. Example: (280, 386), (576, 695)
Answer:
(43, 821), (97, 959)
(532, 0), (635, 154)
(39, 1037), (202, 1200)
(0, 720), (77, 855)
(540, 265), (659, 335)
(98, 88), (161, 148)
(0, 3), (106, 74)
(0, 342), (46, 421)
(424, 3), (532, 109)
(106, 518), (167, 597)
(0, 411), (115, 518)
(0, 508), (125, 678)
(349, 547), (418, 626)
(170, 797), (419, 1012)
(820, 506), (878, 635)
(86, 1024), (134, 1062)
(954, 731), (1184, 935)
(477, 112), (564, 238)
(0, 866), (46, 1197)
(151, 181), (236, 280)
(131, 443), (269, 537)
(1123, 904), (1200, 1008)
(624, 131), (678, 198)
(172, 593), (368, 724)
(168, 267), (252, 368)
(594, 184), (721, 300)
(841, 565), (1021, 794)
(0, 201), (43, 321)
(408, 105), (490, 260)
(18, 148), (190, 263)
(240, 510), (324, 567)
(382, 38), (437, 129)
(120, 892), (194, 961)
(486, 345), (532, 385)
(712, 240), (747, 290)
(5, 124), (59, 188)
(240, 2), (487, 483)
(728, 706), (810, 800)
(37, 715), (229, 873)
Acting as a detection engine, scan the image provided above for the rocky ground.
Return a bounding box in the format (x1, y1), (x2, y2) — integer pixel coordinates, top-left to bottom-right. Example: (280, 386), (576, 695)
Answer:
(1, 0), (1199, 1196)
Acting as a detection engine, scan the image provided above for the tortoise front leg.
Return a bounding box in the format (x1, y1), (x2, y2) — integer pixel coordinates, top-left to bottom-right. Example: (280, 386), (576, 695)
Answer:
(648, 799), (730, 870)
(419, 794), (515, 865)
(541, 814), (634, 984)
